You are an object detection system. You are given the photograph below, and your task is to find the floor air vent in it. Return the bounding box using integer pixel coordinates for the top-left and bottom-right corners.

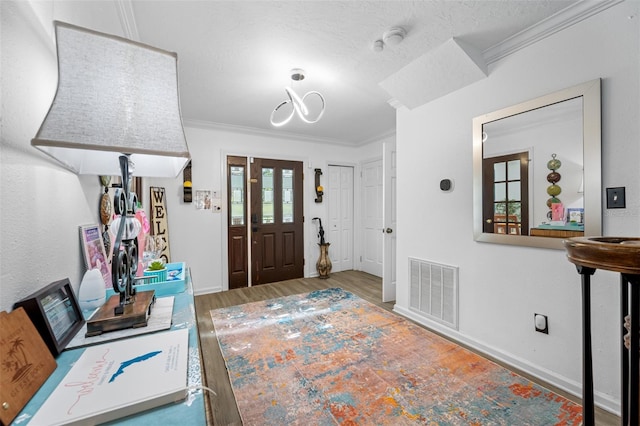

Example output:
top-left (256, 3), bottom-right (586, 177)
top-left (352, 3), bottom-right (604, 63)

top-left (409, 258), bottom-right (458, 330)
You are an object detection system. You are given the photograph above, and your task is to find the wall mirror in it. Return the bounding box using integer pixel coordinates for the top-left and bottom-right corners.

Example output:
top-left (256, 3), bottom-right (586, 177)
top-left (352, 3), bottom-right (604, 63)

top-left (473, 79), bottom-right (601, 249)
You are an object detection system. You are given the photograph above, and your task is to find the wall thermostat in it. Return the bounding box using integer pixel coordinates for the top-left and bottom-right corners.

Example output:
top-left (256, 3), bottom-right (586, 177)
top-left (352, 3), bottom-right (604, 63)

top-left (440, 179), bottom-right (453, 191)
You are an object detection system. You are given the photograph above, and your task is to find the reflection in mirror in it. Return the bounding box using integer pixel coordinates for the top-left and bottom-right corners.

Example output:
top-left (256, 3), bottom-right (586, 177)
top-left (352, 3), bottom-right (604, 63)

top-left (473, 79), bottom-right (601, 250)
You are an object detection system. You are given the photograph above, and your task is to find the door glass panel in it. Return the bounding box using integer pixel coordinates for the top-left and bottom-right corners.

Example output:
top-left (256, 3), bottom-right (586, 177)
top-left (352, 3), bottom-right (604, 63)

top-left (507, 160), bottom-right (520, 180)
top-left (230, 166), bottom-right (245, 225)
top-left (494, 162), bottom-right (506, 181)
top-left (510, 202), bottom-right (522, 222)
top-left (282, 169), bottom-right (294, 223)
top-left (494, 182), bottom-right (506, 201)
top-left (507, 182), bottom-right (521, 202)
top-left (262, 168), bottom-right (274, 224)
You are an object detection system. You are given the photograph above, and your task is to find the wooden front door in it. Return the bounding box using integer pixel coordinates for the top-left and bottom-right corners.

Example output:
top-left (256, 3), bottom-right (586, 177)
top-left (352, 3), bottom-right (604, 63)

top-left (250, 158), bottom-right (304, 285)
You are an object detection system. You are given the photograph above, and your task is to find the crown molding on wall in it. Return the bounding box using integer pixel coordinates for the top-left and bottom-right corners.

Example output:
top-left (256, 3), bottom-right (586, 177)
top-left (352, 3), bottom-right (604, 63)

top-left (183, 118), bottom-right (394, 148)
top-left (483, 0), bottom-right (624, 64)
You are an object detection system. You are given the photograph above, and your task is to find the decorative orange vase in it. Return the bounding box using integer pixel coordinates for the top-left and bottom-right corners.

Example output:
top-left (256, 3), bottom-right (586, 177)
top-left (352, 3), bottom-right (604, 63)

top-left (317, 243), bottom-right (332, 279)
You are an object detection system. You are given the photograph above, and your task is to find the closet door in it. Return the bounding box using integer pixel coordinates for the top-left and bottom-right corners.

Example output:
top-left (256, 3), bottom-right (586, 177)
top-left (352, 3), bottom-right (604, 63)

top-left (328, 165), bottom-right (354, 272)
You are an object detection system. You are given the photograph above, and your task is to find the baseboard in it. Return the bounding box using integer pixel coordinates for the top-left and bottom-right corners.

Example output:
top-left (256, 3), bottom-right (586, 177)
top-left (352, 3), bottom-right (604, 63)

top-left (194, 285), bottom-right (222, 296)
top-left (393, 305), bottom-right (620, 416)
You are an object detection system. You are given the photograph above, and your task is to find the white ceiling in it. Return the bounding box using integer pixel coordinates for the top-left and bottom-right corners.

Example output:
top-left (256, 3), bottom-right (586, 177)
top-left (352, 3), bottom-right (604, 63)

top-left (46, 0), bottom-right (589, 146)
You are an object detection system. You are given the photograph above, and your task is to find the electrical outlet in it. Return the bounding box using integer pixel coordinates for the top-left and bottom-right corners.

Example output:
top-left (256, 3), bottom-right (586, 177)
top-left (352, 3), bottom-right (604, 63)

top-left (606, 187), bottom-right (626, 209)
top-left (534, 313), bottom-right (548, 334)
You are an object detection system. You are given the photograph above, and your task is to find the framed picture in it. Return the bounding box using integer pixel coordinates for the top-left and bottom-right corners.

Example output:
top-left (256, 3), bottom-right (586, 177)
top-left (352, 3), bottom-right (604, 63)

top-left (567, 208), bottom-right (584, 224)
top-left (13, 278), bottom-right (85, 356)
top-left (80, 224), bottom-right (112, 289)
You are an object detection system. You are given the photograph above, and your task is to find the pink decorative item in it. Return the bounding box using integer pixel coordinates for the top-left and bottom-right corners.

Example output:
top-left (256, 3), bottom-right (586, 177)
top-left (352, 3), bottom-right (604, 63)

top-left (135, 210), bottom-right (150, 276)
top-left (551, 203), bottom-right (564, 222)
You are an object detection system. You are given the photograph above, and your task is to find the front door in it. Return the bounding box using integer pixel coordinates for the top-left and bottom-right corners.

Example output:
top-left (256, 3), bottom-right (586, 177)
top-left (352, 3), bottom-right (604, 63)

top-left (250, 158), bottom-right (304, 285)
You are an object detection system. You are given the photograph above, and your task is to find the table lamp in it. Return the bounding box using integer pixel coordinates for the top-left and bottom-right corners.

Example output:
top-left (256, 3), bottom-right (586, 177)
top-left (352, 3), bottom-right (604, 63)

top-left (31, 21), bottom-right (190, 333)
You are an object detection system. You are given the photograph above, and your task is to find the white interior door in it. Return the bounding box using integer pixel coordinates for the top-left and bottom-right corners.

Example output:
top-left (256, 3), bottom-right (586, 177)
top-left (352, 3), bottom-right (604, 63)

top-left (327, 165), bottom-right (354, 272)
top-left (361, 159), bottom-right (383, 277)
top-left (382, 142), bottom-right (397, 302)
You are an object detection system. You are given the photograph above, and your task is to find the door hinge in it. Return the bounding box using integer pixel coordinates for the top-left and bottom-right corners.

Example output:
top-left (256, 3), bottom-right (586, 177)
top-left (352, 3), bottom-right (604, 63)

top-left (303, 258), bottom-right (306, 266)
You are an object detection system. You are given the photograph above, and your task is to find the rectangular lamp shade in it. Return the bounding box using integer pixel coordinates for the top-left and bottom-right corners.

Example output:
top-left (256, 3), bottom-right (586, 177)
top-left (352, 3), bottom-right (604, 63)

top-left (32, 21), bottom-right (190, 178)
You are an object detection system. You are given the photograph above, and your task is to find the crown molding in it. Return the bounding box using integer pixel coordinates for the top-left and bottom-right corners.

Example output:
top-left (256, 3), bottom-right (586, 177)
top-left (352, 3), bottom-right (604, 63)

top-left (483, 0), bottom-right (624, 64)
top-left (183, 119), bottom-right (355, 146)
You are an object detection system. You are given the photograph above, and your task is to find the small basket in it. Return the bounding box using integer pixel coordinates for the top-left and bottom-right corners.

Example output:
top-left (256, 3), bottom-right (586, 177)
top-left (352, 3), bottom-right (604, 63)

top-left (143, 268), bottom-right (167, 283)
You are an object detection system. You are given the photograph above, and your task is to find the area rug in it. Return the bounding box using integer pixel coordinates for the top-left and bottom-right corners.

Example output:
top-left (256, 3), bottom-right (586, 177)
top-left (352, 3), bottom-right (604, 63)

top-left (210, 288), bottom-right (582, 425)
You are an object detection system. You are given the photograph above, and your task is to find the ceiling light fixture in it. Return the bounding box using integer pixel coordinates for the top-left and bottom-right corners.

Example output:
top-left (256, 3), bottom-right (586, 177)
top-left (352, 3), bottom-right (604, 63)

top-left (270, 68), bottom-right (325, 127)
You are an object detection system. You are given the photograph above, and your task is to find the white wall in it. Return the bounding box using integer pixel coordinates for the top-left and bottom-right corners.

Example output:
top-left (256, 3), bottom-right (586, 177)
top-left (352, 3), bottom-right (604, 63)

top-left (0, 1), bottom-right (103, 312)
top-left (144, 125), bottom-right (383, 294)
top-left (394, 1), bottom-right (639, 414)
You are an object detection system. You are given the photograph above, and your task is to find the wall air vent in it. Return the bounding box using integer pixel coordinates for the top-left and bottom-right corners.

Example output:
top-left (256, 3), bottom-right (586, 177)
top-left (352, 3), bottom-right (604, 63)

top-left (409, 258), bottom-right (458, 330)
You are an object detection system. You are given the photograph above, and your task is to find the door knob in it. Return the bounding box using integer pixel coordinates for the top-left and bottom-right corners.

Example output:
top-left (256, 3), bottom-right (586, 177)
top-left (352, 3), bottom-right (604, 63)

top-left (385, 228), bottom-right (393, 233)
top-left (486, 219), bottom-right (493, 224)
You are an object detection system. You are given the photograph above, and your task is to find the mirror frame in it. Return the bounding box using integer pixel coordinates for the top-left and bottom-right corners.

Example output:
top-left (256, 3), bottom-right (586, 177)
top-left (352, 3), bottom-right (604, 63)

top-left (473, 79), bottom-right (601, 249)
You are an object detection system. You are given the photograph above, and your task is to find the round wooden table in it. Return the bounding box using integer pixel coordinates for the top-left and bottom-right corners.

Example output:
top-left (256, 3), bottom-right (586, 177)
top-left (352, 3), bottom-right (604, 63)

top-left (563, 237), bottom-right (640, 426)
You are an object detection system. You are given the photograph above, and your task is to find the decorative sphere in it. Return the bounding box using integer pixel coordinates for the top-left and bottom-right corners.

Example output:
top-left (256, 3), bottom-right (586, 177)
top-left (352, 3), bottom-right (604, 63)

top-left (546, 171), bottom-right (561, 183)
top-left (546, 197), bottom-right (561, 208)
top-left (547, 154), bottom-right (562, 171)
top-left (547, 185), bottom-right (562, 196)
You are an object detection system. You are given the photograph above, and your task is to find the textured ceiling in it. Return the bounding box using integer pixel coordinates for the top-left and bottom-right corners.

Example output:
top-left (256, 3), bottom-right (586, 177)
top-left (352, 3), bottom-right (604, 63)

top-left (46, 0), bottom-right (586, 145)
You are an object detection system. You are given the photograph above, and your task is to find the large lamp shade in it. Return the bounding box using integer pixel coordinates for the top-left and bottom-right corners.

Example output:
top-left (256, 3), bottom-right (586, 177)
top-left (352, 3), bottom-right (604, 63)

top-left (32, 21), bottom-right (190, 178)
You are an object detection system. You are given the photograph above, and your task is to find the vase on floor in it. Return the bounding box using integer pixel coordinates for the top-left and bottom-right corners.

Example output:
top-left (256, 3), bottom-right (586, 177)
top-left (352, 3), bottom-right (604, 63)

top-left (317, 243), bottom-right (332, 279)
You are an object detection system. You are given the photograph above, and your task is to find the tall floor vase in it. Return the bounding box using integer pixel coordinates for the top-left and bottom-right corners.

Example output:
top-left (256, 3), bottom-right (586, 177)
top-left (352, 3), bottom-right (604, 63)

top-left (316, 243), bottom-right (332, 279)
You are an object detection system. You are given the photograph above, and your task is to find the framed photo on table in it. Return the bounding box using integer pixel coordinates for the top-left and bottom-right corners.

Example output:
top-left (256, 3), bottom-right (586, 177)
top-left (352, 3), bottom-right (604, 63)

top-left (80, 224), bottom-right (112, 289)
top-left (13, 278), bottom-right (85, 356)
top-left (567, 208), bottom-right (584, 224)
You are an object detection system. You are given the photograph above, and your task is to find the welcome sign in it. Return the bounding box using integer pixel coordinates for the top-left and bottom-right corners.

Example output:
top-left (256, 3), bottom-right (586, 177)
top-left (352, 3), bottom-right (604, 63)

top-left (150, 186), bottom-right (172, 263)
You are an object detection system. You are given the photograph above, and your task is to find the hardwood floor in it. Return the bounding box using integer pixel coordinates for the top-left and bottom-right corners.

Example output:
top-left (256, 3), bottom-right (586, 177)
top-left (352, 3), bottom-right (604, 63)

top-left (194, 270), bottom-right (619, 426)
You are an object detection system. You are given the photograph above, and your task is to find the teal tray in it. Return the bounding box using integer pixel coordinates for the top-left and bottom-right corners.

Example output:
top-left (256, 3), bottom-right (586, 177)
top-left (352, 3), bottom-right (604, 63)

top-left (107, 262), bottom-right (186, 298)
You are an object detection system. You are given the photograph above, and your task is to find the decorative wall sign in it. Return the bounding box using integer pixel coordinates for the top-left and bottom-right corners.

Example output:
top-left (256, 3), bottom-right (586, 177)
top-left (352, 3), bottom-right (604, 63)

top-left (195, 190), bottom-right (212, 210)
top-left (149, 187), bottom-right (171, 263)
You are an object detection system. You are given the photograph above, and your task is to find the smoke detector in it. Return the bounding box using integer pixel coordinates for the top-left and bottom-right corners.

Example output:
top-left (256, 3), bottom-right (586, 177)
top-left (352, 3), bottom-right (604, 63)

top-left (290, 68), bottom-right (305, 81)
top-left (383, 27), bottom-right (406, 46)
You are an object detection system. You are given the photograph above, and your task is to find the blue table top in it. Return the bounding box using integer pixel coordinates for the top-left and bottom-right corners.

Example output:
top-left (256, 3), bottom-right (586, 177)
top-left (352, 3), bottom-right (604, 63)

top-left (12, 272), bottom-right (207, 426)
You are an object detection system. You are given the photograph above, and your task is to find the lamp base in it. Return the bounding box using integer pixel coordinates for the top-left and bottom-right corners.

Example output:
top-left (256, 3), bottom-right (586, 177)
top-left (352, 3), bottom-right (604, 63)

top-left (85, 290), bottom-right (155, 337)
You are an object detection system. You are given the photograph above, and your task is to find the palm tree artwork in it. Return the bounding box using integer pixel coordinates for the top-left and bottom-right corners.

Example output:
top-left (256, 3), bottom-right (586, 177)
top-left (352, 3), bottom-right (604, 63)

top-left (2, 336), bottom-right (34, 383)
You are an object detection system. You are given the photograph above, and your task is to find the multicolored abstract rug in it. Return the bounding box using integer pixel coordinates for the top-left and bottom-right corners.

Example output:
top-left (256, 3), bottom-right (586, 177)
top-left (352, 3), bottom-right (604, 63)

top-left (210, 288), bottom-right (582, 425)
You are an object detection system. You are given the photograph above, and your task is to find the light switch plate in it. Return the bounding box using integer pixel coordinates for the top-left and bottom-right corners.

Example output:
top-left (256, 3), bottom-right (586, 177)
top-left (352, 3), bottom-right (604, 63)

top-left (606, 187), bottom-right (626, 209)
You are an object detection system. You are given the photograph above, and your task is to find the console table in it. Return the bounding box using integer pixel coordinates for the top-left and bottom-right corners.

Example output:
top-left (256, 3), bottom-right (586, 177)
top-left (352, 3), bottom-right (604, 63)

top-left (12, 270), bottom-right (206, 425)
top-left (563, 237), bottom-right (640, 426)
